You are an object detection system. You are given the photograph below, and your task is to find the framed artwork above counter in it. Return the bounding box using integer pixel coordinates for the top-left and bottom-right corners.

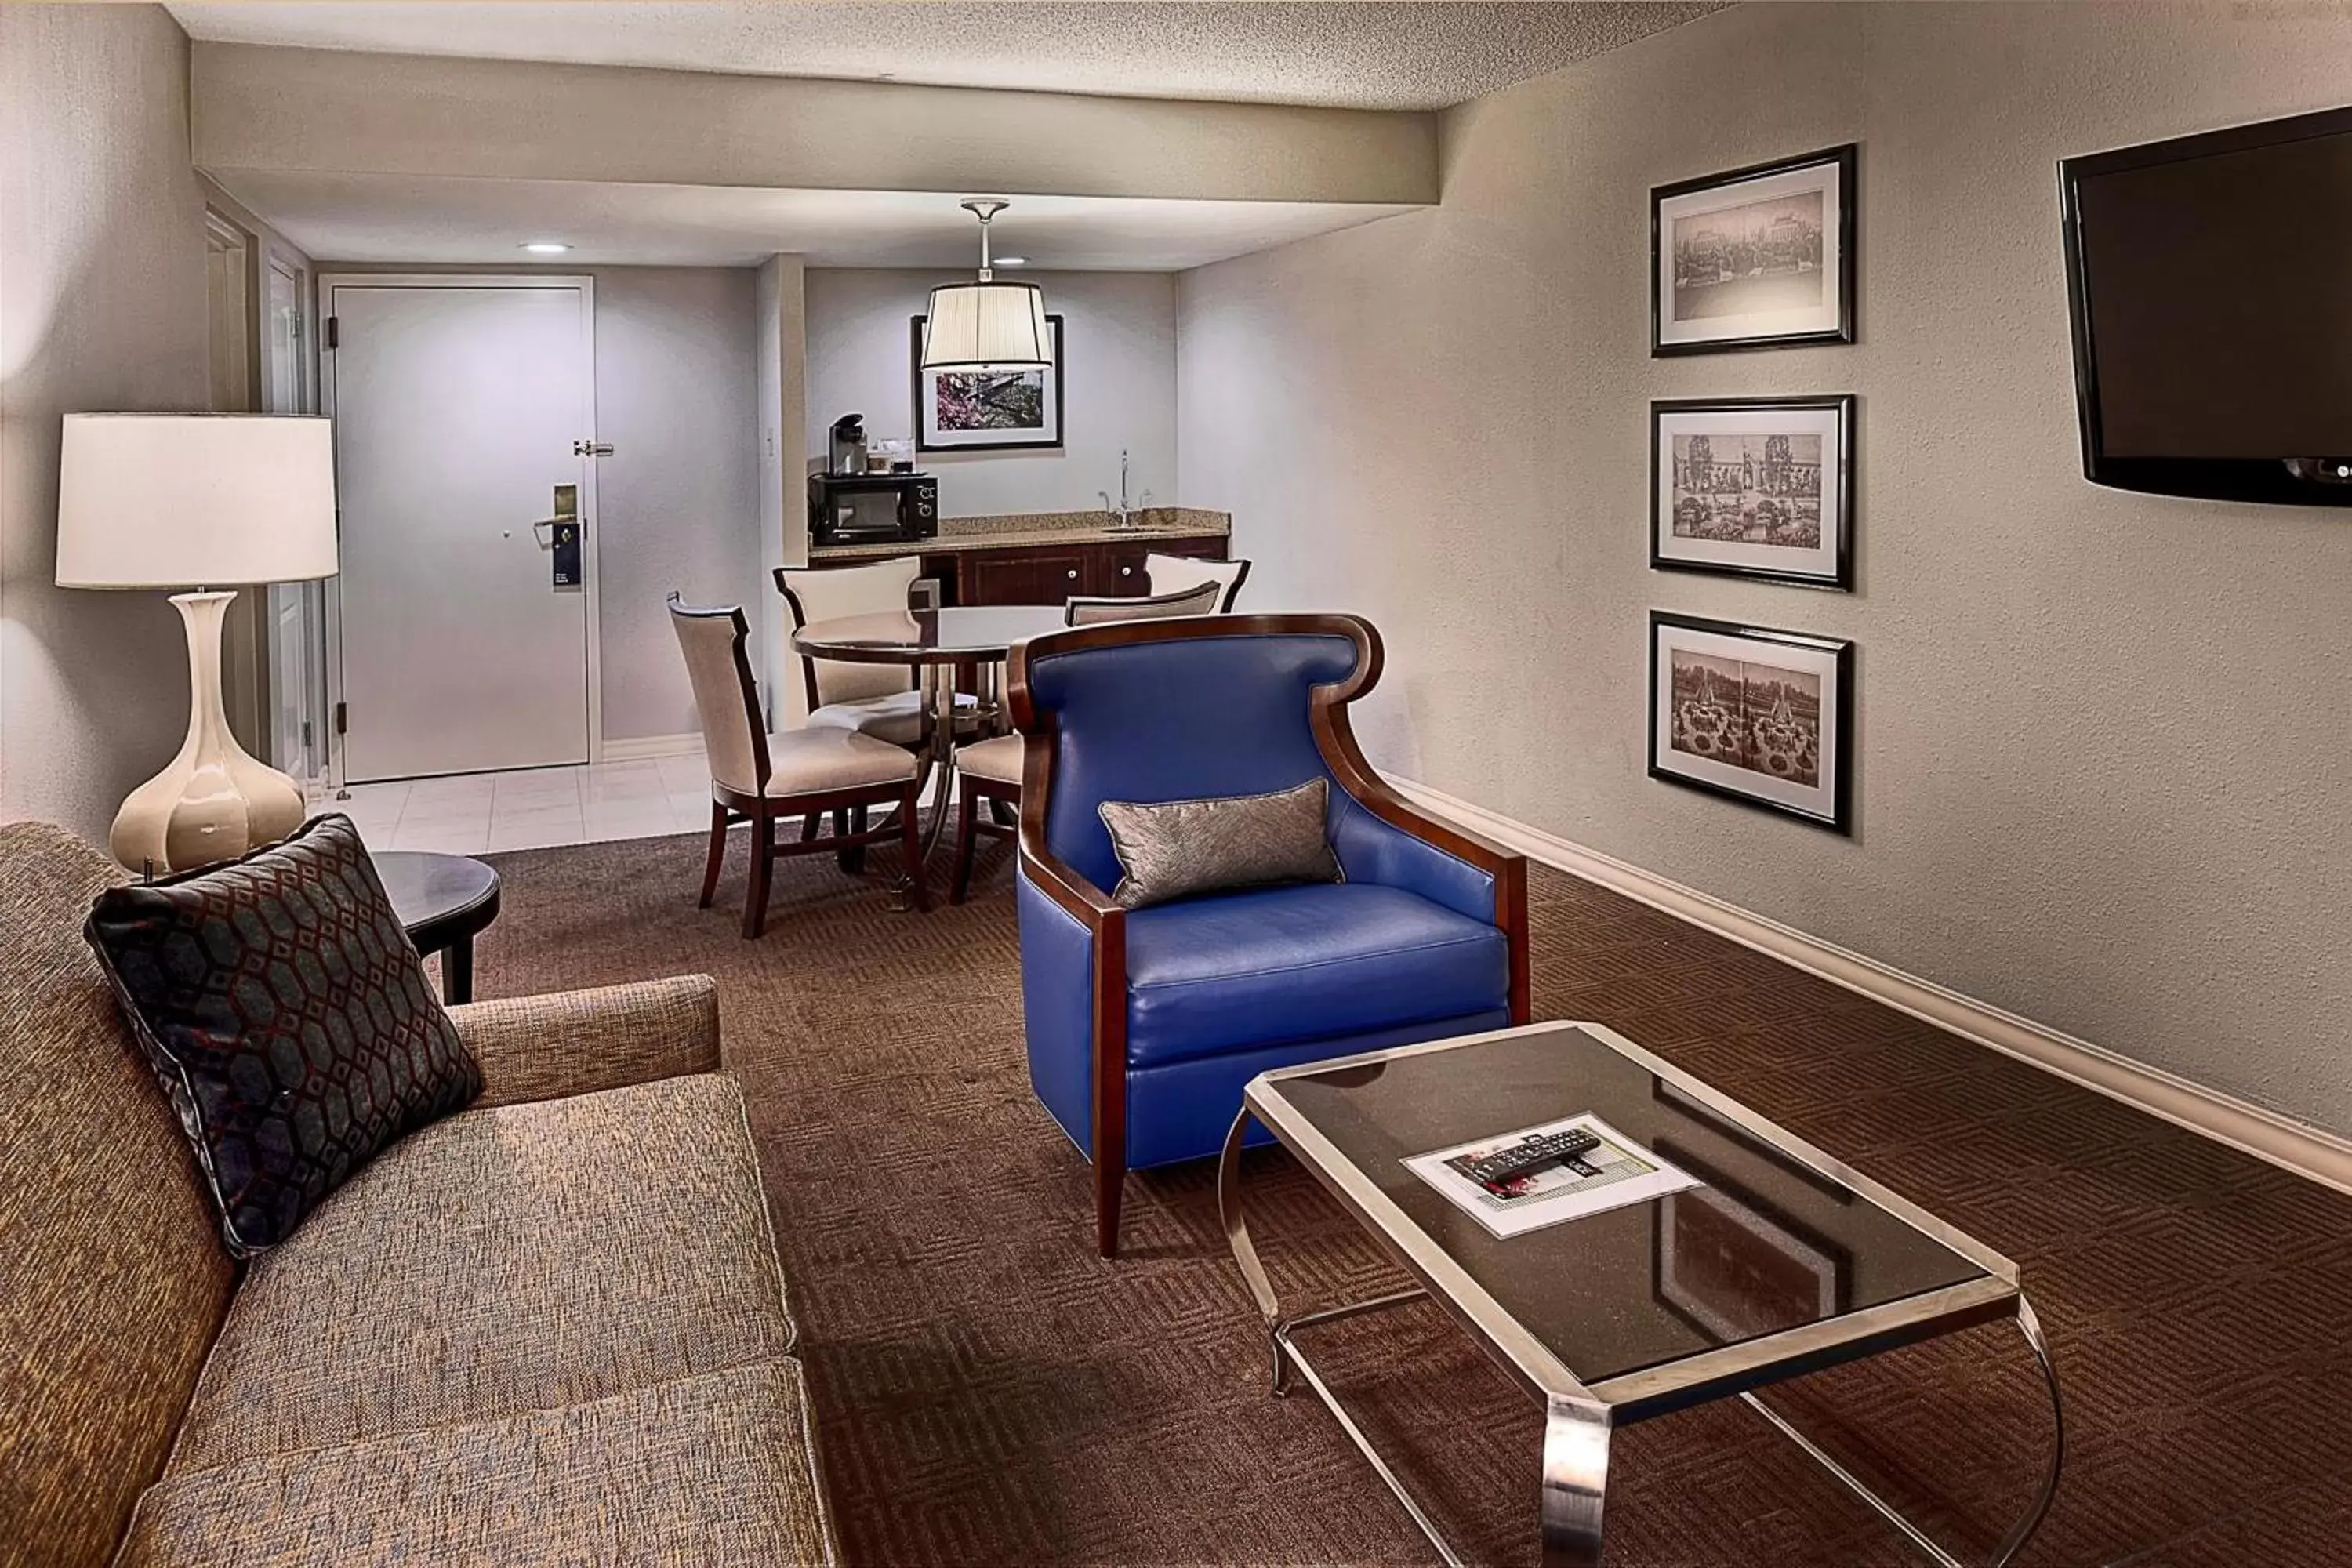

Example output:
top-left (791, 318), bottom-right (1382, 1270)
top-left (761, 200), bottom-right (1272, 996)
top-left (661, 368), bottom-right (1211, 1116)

top-left (912, 314), bottom-right (1065, 451)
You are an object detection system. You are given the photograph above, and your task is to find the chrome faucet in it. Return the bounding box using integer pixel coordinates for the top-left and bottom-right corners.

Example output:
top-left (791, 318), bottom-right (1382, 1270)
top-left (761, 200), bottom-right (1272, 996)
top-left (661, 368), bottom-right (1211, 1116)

top-left (1100, 449), bottom-right (1151, 532)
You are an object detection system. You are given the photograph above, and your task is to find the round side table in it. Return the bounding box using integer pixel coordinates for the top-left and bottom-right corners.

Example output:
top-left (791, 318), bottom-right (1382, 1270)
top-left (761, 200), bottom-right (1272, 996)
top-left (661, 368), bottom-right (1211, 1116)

top-left (372, 850), bottom-right (501, 1004)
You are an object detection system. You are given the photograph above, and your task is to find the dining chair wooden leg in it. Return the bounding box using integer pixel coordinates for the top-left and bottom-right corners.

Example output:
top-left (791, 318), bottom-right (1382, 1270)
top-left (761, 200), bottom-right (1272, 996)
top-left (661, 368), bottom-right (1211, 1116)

top-left (950, 790), bottom-right (980, 905)
top-left (837, 805), bottom-right (866, 874)
top-left (899, 784), bottom-right (931, 912)
top-left (800, 812), bottom-right (820, 843)
top-left (698, 800), bottom-right (728, 909)
top-left (742, 810), bottom-right (775, 939)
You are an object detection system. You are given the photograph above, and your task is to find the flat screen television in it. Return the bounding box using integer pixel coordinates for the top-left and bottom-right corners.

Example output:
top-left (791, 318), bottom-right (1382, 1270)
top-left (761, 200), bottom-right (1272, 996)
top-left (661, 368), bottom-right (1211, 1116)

top-left (2060, 105), bottom-right (2352, 506)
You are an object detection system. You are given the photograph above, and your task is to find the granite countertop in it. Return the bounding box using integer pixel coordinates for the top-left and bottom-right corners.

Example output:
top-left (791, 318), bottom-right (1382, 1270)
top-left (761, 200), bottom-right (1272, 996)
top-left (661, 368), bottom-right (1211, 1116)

top-left (811, 506), bottom-right (1229, 562)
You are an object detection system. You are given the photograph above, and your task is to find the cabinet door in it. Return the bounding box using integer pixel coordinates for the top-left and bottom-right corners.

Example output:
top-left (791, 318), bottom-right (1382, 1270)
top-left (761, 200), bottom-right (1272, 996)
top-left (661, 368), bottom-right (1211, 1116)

top-left (1096, 545), bottom-right (1149, 597)
top-left (1099, 537), bottom-right (1230, 597)
top-left (965, 546), bottom-right (1089, 606)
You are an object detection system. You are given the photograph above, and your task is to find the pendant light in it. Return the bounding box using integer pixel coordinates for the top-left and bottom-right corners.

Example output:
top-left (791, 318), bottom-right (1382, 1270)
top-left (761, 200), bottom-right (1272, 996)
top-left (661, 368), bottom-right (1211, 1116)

top-left (920, 198), bottom-right (1051, 371)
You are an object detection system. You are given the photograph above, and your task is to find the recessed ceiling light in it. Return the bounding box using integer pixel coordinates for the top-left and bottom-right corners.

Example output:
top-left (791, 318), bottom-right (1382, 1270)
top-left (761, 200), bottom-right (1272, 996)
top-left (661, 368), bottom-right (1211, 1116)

top-left (994, 256), bottom-right (1029, 267)
top-left (521, 241), bottom-right (572, 254)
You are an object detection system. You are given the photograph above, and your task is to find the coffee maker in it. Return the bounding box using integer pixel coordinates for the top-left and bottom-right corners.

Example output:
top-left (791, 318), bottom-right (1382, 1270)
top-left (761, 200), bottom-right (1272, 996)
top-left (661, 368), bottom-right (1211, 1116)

top-left (828, 414), bottom-right (868, 476)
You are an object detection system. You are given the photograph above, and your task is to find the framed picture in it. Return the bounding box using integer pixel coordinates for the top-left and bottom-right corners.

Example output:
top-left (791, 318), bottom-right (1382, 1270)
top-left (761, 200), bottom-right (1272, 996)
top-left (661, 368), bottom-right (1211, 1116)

top-left (1652, 143), bottom-right (1855, 355)
top-left (1652, 394), bottom-right (1853, 589)
top-left (911, 314), bottom-right (1064, 452)
top-left (1652, 1140), bottom-right (1852, 1346)
top-left (1649, 612), bottom-right (1852, 833)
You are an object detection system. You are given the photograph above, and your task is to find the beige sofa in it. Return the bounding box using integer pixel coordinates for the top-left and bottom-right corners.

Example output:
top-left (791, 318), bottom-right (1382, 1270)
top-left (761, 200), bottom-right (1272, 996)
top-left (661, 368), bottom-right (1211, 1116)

top-left (0, 822), bottom-right (840, 1567)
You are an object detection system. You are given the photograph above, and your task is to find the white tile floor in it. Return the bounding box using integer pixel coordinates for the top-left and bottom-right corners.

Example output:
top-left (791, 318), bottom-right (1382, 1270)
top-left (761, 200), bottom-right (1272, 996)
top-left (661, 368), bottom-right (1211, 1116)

top-left (322, 750), bottom-right (719, 855)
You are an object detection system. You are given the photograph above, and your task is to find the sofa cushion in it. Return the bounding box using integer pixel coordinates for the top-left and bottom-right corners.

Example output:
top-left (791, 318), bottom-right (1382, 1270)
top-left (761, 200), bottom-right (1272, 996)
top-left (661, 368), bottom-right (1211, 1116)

top-left (0, 822), bottom-right (237, 1568)
top-left (84, 814), bottom-right (482, 1258)
top-left (168, 1072), bottom-right (797, 1472)
top-left (121, 1359), bottom-right (838, 1567)
top-left (1122, 883), bottom-right (1511, 1069)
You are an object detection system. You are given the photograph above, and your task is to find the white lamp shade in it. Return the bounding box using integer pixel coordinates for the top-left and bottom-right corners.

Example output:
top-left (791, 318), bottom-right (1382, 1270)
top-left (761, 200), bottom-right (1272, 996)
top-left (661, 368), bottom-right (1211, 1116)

top-left (56, 413), bottom-right (339, 588)
top-left (920, 281), bottom-right (1052, 370)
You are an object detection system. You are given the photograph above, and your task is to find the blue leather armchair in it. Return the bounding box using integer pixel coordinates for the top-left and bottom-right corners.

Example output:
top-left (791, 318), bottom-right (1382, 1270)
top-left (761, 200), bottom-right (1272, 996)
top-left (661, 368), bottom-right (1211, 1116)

top-left (1007, 614), bottom-right (1530, 1256)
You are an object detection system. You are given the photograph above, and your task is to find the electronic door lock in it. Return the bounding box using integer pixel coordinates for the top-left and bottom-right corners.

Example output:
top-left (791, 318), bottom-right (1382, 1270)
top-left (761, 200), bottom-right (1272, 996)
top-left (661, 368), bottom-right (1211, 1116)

top-left (543, 483), bottom-right (583, 587)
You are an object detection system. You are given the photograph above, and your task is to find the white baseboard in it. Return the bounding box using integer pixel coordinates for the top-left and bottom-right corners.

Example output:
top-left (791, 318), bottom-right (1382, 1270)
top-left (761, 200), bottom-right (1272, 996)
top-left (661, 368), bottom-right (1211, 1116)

top-left (599, 733), bottom-right (702, 762)
top-left (1394, 778), bottom-right (2352, 1197)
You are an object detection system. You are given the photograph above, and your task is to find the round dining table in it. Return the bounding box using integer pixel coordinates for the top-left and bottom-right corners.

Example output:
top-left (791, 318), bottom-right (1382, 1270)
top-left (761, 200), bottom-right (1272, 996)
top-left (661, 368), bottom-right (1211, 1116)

top-left (789, 604), bottom-right (1067, 906)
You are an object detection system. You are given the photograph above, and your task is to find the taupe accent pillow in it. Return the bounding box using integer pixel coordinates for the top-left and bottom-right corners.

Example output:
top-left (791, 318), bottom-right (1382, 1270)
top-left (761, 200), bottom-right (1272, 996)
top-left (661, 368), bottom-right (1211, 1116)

top-left (1097, 779), bottom-right (1344, 910)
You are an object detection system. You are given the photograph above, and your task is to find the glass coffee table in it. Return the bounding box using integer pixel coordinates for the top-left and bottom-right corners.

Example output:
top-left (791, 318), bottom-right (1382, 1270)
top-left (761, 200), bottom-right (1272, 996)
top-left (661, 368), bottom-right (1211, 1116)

top-left (1218, 1021), bottom-right (2062, 1568)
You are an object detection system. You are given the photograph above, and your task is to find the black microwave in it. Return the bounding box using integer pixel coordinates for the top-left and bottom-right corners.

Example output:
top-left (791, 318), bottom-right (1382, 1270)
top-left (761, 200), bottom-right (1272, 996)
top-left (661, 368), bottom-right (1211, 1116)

top-left (809, 473), bottom-right (938, 547)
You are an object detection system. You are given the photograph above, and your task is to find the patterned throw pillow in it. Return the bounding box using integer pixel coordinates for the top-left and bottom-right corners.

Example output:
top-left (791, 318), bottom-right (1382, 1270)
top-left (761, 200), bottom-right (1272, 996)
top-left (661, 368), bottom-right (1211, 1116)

top-left (84, 815), bottom-right (481, 1258)
top-left (1096, 778), bottom-right (1345, 910)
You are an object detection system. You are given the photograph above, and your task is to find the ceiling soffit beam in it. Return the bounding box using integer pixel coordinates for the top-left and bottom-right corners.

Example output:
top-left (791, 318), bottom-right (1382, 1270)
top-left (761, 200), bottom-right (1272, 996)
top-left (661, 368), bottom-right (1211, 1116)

top-left (189, 42), bottom-right (1438, 208)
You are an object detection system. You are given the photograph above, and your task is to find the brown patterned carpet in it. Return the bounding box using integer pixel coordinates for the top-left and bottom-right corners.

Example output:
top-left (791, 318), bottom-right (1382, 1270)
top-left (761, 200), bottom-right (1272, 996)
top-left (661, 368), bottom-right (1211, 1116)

top-left (473, 830), bottom-right (2352, 1567)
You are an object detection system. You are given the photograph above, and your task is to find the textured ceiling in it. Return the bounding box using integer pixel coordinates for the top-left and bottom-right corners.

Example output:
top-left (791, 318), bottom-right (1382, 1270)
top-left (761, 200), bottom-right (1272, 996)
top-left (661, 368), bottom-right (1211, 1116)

top-left (166, 2), bottom-right (1728, 111)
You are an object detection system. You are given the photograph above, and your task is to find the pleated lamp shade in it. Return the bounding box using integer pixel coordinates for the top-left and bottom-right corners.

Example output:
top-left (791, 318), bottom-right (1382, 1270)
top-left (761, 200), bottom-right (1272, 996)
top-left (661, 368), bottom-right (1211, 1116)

top-left (920, 279), bottom-right (1052, 371)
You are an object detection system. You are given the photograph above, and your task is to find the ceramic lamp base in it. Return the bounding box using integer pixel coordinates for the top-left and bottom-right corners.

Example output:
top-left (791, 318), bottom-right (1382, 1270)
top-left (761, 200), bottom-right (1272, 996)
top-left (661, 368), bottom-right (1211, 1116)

top-left (111, 590), bottom-right (305, 876)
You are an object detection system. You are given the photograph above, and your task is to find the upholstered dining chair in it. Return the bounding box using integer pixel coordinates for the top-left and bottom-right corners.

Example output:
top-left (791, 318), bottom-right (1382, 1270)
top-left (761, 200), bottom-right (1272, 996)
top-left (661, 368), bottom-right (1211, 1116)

top-left (1144, 552), bottom-right (1251, 612)
top-left (774, 558), bottom-right (975, 746)
top-left (949, 581), bottom-right (1224, 903)
top-left (1008, 613), bottom-right (1530, 1255)
top-left (669, 596), bottom-right (928, 936)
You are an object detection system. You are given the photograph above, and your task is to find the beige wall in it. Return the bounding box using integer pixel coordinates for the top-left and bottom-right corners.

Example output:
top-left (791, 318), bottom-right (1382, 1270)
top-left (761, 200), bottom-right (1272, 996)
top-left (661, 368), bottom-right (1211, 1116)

top-left (1178, 2), bottom-right (2352, 1134)
top-left (807, 269), bottom-right (1178, 521)
top-left (1, 5), bottom-right (211, 839)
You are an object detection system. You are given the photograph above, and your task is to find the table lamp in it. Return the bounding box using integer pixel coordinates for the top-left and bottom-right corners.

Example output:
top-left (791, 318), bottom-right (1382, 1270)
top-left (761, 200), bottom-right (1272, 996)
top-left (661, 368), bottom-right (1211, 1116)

top-left (56, 413), bottom-right (339, 875)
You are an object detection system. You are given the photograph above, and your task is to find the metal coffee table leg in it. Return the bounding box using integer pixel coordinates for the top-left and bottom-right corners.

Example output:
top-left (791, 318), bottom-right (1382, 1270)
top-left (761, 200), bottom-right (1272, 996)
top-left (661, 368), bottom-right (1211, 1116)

top-left (1219, 1109), bottom-right (1465, 1564)
top-left (1540, 1394), bottom-right (1613, 1568)
top-left (1735, 1294), bottom-right (2062, 1568)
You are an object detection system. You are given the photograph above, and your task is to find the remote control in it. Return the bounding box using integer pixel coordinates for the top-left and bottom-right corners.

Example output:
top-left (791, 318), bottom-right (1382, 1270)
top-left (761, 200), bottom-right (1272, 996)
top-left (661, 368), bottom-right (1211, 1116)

top-left (1457, 1130), bottom-right (1602, 1192)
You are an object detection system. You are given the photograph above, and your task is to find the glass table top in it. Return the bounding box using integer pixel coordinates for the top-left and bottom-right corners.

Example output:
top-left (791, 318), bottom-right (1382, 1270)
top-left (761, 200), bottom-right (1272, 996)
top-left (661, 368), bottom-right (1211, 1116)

top-left (1252, 1023), bottom-right (1998, 1393)
top-left (790, 605), bottom-right (1069, 662)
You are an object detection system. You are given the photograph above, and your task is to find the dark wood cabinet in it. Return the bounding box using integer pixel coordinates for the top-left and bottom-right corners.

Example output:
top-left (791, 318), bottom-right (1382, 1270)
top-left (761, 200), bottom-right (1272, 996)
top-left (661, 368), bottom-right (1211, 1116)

top-left (1101, 550), bottom-right (1149, 595)
top-left (964, 546), bottom-right (1092, 606)
top-left (941, 534), bottom-right (1228, 606)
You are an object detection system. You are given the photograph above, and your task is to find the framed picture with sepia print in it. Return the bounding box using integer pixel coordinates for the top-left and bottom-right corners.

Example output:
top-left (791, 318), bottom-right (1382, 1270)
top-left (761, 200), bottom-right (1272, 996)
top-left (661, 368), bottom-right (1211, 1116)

top-left (1650, 612), bottom-right (1852, 833)
top-left (912, 314), bottom-right (1065, 452)
top-left (1653, 394), bottom-right (1853, 589)
top-left (1653, 143), bottom-right (1855, 355)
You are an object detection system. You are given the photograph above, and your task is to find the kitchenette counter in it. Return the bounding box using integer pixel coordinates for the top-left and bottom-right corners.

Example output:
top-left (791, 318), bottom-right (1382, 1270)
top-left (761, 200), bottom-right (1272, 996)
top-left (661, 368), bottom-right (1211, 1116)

top-left (810, 506), bottom-right (1230, 562)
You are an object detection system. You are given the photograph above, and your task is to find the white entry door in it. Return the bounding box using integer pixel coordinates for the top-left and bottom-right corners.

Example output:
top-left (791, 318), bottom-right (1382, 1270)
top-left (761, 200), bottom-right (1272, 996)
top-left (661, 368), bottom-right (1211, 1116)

top-left (328, 279), bottom-right (597, 782)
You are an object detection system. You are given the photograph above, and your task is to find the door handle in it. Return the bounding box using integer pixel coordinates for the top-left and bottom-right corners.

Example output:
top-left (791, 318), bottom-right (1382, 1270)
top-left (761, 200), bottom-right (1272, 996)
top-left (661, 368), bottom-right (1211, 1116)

top-left (531, 483), bottom-right (580, 533)
top-left (1066, 568), bottom-right (1079, 580)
